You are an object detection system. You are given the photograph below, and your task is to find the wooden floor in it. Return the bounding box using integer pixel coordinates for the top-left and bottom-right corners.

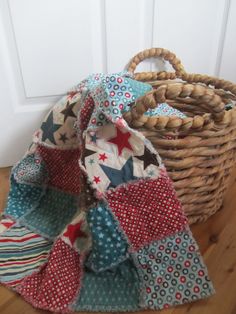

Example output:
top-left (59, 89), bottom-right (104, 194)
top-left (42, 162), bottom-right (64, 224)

top-left (0, 167), bottom-right (236, 314)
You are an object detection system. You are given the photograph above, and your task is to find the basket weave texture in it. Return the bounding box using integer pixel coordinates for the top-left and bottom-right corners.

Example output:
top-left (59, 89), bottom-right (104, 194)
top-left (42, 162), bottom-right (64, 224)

top-left (124, 48), bottom-right (236, 224)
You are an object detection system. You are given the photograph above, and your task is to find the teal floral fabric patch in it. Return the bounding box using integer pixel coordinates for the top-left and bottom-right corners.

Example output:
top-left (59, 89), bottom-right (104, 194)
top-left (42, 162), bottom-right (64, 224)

top-left (19, 188), bottom-right (78, 239)
top-left (76, 72), bottom-right (185, 128)
top-left (13, 153), bottom-right (48, 185)
top-left (85, 202), bottom-right (129, 272)
top-left (145, 102), bottom-right (187, 118)
top-left (87, 74), bottom-right (152, 128)
top-left (132, 228), bottom-right (214, 310)
top-left (127, 78), bottom-right (152, 101)
top-left (72, 259), bottom-right (140, 312)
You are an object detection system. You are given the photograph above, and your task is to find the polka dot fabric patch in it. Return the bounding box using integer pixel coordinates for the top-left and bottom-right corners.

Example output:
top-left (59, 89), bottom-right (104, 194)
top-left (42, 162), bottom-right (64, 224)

top-left (132, 228), bottom-right (214, 310)
top-left (37, 145), bottom-right (81, 194)
top-left (20, 188), bottom-right (78, 239)
top-left (4, 176), bottom-right (44, 219)
top-left (13, 153), bottom-right (48, 185)
top-left (145, 102), bottom-right (187, 118)
top-left (79, 94), bottom-right (95, 131)
top-left (85, 202), bottom-right (129, 272)
top-left (88, 74), bottom-right (152, 129)
top-left (17, 239), bottom-right (82, 312)
top-left (105, 172), bottom-right (188, 250)
top-left (71, 259), bottom-right (140, 312)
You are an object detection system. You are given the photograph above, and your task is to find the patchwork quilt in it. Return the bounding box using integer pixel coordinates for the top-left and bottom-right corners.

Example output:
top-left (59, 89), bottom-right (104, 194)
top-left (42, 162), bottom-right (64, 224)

top-left (0, 72), bottom-right (214, 312)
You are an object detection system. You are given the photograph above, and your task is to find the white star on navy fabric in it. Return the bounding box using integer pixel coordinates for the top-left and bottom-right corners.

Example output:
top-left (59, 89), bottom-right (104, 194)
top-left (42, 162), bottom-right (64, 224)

top-left (100, 157), bottom-right (138, 188)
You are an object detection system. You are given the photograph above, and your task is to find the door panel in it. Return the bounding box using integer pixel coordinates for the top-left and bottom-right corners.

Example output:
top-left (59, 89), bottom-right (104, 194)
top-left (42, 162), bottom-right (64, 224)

top-left (0, 0), bottom-right (235, 166)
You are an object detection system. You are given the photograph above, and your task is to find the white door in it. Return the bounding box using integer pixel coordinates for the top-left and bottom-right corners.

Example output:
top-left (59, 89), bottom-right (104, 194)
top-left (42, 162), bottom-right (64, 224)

top-left (0, 0), bottom-right (235, 167)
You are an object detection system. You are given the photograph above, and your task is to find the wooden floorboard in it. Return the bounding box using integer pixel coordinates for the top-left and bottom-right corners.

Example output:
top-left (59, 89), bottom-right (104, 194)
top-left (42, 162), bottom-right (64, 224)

top-left (0, 167), bottom-right (236, 314)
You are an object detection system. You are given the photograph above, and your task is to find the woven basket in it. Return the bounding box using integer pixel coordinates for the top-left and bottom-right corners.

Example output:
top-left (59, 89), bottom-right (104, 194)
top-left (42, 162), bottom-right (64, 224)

top-left (124, 48), bottom-right (236, 224)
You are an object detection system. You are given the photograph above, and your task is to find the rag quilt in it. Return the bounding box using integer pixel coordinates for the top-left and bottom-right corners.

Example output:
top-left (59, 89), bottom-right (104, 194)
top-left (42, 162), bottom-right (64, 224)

top-left (0, 72), bottom-right (214, 312)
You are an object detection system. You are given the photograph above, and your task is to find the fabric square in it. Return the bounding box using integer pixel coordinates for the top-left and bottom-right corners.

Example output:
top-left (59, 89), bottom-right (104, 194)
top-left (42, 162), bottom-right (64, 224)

top-left (83, 123), bottom-right (161, 193)
top-left (17, 239), bottom-right (82, 312)
top-left (132, 228), bottom-right (214, 310)
top-left (71, 259), bottom-right (140, 312)
top-left (105, 173), bottom-right (187, 250)
top-left (61, 211), bottom-right (92, 253)
top-left (4, 176), bottom-right (44, 219)
top-left (88, 73), bottom-right (151, 129)
top-left (0, 224), bottom-right (52, 288)
top-left (38, 93), bottom-right (82, 147)
top-left (85, 202), bottom-right (129, 272)
top-left (37, 145), bottom-right (82, 194)
top-left (20, 188), bottom-right (78, 239)
top-left (13, 153), bottom-right (48, 185)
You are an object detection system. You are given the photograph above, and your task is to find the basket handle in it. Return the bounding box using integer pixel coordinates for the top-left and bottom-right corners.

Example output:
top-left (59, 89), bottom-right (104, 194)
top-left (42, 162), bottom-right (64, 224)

top-left (180, 72), bottom-right (236, 98)
top-left (123, 82), bottom-right (226, 131)
top-left (127, 48), bottom-right (186, 81)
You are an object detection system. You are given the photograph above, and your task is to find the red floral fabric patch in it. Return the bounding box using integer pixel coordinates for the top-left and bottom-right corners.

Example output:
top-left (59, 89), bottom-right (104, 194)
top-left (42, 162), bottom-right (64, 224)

top-left (37, 145), bottom-right (81, 194)
top-left (105, 173), bottom-right (188, 250)
top-left (17, 238), bottom-right (82, 312)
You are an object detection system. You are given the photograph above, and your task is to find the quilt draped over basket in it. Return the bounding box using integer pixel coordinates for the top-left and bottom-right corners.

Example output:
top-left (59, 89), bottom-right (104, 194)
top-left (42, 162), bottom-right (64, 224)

top-left (0, 72), bottom-right (214, 312)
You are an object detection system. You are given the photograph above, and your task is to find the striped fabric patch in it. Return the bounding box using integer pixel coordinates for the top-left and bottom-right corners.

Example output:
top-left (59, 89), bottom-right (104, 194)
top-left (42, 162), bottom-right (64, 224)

top-left (0, 224), bottom-right (52, 288)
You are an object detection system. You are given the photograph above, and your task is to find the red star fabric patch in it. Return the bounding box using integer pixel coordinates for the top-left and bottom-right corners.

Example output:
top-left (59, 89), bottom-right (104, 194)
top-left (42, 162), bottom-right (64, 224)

top-left (17, 239), bottom-right (83, 312)
top-left (0, 218), bottom-right (15, 234)
top-left (99, 153), bottom-right (108, 162)
top-left (1, 219), bottom-right (15, 229)
top-left (67, 91), bottom-right (79, 100)
top-left (63, 222), bottom-right (88, 246)
top-left (108, 127), bottom-right (133, 156)
top-left (93, 176), bottom-right (101, 184)
top-left (105, 172), bottom-right (188, 250)
top-left (37, 145), bottom-right (82, 194)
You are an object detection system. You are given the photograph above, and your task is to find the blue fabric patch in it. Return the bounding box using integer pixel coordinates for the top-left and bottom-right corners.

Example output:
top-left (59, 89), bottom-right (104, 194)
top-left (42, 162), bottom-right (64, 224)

top-left (4, 176), bottom-right (44, 219)
top-left (13, 153), bottom-right (48, 185)
top-left (145, 103), bottom-right (186, 118)
top-left (87, 74), bottom-right (152, 128)
top-left (100, 157), bottom-right (138, 189)
top-left (19, 188), bottom-right (78, 239)
top-left (85, 202), bottom-right (129, 272)
top-left (72, 259), bottom-right (140, 312)
top-left (127, 78), bottom-right (152, 102)
top-left (132, 228), bottom-right (214, 309)
top-left (76, 73), bottom-right (186, 128)
top-left (76, 71), bottom-right (131, 91)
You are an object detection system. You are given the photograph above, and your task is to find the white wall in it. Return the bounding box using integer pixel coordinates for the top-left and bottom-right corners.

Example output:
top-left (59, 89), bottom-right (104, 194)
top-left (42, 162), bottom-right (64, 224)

top-left (0, 0), bottom-right (235, 166)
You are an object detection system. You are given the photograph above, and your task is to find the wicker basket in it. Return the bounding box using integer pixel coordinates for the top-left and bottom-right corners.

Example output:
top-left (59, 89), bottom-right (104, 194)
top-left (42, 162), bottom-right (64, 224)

top-left (124, 48), bottom-right (236, 224)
